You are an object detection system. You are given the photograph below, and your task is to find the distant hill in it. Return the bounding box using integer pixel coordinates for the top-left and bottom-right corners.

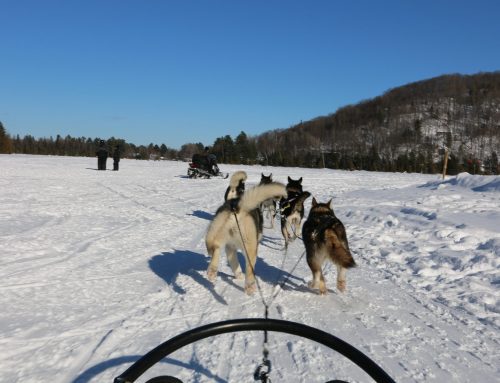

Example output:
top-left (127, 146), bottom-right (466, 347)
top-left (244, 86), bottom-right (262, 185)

top-left (253, 72), bottom-right (500, 174)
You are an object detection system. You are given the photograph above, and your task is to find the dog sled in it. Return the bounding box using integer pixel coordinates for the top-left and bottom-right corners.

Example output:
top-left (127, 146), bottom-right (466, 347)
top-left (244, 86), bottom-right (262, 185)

top-left (187, 153), bottom-right (228, 179)
top-left (113, 318), bottom-right (395, 383)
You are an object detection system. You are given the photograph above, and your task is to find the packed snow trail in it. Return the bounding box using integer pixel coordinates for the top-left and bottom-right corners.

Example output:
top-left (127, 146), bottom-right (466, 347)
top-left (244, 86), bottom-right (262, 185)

top-left (0, 155), bottom-right (498, 382)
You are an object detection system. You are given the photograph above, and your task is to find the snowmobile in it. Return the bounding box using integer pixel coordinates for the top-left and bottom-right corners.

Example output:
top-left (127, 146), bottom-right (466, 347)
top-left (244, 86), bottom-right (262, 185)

top-left (187, 153), bottom-right (228, 179)
top-left (113, 318), bottom-right (396, 383)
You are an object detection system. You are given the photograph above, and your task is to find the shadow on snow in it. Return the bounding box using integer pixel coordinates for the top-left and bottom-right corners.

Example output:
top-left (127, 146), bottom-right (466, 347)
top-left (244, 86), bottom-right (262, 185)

top-left (71, 355), bottom-right (226, 383)
top-left (187, 209), bottom-right (214, 221)
top-left (149, 250), bottom-right (228, 305)
top-left (149, 247), bottom-right (306, 304)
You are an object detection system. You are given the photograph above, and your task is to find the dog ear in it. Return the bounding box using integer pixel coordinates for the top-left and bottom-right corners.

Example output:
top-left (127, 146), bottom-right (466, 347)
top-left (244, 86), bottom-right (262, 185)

top-left (298, 177), bottom-right (303, 183)
top-left (327, 198), bottom-right (333, 208)
top-left (312, 197), bottom-right (318, 207)
top-left (288, 176), bottom-right (292, 182)
top-left (269, 173), bottom-right (272, 178)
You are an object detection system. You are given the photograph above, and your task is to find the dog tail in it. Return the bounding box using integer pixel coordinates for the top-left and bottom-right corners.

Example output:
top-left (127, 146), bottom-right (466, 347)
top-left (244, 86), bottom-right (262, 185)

top-left (239, 182), bottom-right (287, 212)
top-left (229, 171), bottom-right (247, 187)
top-left (325, 224), bottom-right (356, 268)
top-left (296, 191), bottom-right (312, 205)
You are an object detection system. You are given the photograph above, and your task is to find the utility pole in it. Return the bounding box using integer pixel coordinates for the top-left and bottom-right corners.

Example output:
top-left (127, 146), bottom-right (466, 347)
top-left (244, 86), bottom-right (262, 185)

top-left (442, 148), bottom-right (449, 179)
top-left (437, 130), bottom-right (452, 179)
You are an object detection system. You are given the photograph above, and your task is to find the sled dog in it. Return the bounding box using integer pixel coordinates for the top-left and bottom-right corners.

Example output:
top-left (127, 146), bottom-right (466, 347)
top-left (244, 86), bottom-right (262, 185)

top-left (224, 171), bottom-right (247, 201)
top-left (259, 173), bottom-right (278, 228)
top-left (302, 197), bottom-right (356, 294)
top-left (280, 177), bottom-right (311, 247)
top-left (206, 182), bottom-right (287, 294)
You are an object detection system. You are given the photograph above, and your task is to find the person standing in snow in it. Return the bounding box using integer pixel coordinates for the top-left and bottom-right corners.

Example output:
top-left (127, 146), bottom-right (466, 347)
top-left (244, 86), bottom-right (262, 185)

top-left (112, 145), bottom-right (121, 171)
top-left (96, 140), bottom-right (108, 170)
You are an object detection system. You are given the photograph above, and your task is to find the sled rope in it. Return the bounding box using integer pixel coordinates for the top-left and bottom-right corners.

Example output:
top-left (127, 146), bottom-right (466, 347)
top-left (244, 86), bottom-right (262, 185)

top-left (231, 210), bottom-right (306, 308)
top-left (232, 209), bottom-right (306, 383)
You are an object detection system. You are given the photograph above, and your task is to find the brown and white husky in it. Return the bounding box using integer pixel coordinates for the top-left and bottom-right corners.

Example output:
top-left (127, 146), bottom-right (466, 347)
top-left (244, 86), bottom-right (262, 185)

top-left (206, 182), bottom-right (287, 294)
top-left (302, 197), bottom-right (356, 294)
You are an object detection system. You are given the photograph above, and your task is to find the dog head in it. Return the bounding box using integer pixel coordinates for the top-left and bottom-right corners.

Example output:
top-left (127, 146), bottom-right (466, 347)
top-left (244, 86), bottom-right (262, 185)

top-left (286, 176), bottom-right (303, 196)
top-left (260, 173), bottom-right (273, 184)
top-left (310, 197), bottom-right (334, 215)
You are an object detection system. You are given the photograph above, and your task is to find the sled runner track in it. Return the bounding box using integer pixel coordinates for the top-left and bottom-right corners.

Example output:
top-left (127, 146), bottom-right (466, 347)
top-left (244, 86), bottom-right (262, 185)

top-left (0, 219), bottom-right (145, 280)
top-left (0, 271), bottom-right (152, 291)
top-left (98, 182), bottom-right (182, 217)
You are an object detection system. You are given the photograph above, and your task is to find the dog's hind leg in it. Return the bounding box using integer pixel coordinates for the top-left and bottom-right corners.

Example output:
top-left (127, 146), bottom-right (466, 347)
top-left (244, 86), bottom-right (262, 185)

top-left (269, 203), bottom-right (276, 229)
top-left (206, 244), bottom-right (221, 282)
top-left (264, 203), bottom-right (276, 229)
top-left (243, 243), bottom-right (258, 295)
top-left (289, 212), bottom-right (302, 240)
top-left (336, 265), bottom-right (347, 292)
top-left (281, 219), bottom-right (291, 248)
top-left (225, 244), bottom-right (243, 279)
top-left (307, 255), bottom-right (327, 295)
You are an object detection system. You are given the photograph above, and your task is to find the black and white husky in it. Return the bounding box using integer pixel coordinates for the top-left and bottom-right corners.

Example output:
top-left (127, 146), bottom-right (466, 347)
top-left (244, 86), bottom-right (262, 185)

top-left (279, 177), bottom-right (311, 247)
top-left (302, 197), bottom-right (356, 295)
top-left (206, 182), bottom-right (287, 294)
top-left (259, 173), bottom-right (277, 228)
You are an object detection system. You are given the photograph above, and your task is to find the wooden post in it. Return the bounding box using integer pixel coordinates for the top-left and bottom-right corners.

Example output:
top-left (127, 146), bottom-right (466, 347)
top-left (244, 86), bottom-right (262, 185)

top-left (442, 148), bottom-right (449, 179)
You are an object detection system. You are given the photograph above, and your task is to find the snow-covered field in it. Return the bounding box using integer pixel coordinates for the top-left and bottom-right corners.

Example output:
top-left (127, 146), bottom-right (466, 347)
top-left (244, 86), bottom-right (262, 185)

top-left (0, 154), bottom-right (499, 383)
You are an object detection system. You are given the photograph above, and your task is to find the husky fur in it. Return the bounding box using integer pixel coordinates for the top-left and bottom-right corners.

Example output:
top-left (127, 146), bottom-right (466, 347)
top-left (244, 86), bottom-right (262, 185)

top-left (206, 182), bottom-right (287, 294)
top-left (279, 177), bottom-right (311, 247)
top-left (302, 197), bottom-right (356, 294)
top-left (224, 171), bottom-right (247, 201)
top-left (259, 173), bottom-right (277, 228)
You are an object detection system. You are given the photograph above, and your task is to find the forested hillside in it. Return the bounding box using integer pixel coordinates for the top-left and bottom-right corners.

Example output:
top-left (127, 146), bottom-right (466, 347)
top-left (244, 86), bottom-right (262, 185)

top-left (249, 72), bottom-right (500, 174)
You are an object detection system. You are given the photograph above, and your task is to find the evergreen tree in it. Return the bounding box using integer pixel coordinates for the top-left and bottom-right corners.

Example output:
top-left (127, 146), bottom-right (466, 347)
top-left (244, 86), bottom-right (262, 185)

top-left (235, 131), bottom-right (250, 164)
top-left (0, 121), bottom-right (13, 153)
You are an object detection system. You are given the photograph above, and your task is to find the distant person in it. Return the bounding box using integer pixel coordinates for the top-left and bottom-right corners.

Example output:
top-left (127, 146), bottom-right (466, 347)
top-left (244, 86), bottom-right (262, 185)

top-left (112, 145), bottom-right (121, 171)
top-left (205, 146), bottom-right (218, 175)
top-left (96, 140), bottom-right (108, 170)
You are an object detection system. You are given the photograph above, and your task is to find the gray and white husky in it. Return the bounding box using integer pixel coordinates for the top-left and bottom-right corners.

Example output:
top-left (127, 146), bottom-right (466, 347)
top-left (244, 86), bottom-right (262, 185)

top-left (206, 181), bottom-right (287, 294)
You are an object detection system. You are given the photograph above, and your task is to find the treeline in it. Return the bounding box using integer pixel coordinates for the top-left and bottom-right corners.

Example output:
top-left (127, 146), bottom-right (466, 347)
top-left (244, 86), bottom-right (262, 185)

top-left (1, 72), bottom-right (499, 175)
top-left (0, 124), bottom-right (178, 160)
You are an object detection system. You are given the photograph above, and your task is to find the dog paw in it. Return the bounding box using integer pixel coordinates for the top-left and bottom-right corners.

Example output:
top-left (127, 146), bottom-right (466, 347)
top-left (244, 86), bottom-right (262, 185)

top-left (319, 288), bottom-right (328, 295)
top-left (245, 281), bottom-right (257, 295)
top-left (234, 271), bottom-right (244, 280)
top-left (337, 280), bottom-right (346, 292)
top-left (308, 281), bottom-right (318, 289)
top-left (207, 268), bottom-right (218, 282)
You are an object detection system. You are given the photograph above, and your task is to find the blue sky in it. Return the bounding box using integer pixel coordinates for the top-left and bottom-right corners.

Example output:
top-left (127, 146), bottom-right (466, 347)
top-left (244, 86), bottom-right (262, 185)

top-left (1, 0), bottom-right (499, 149)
